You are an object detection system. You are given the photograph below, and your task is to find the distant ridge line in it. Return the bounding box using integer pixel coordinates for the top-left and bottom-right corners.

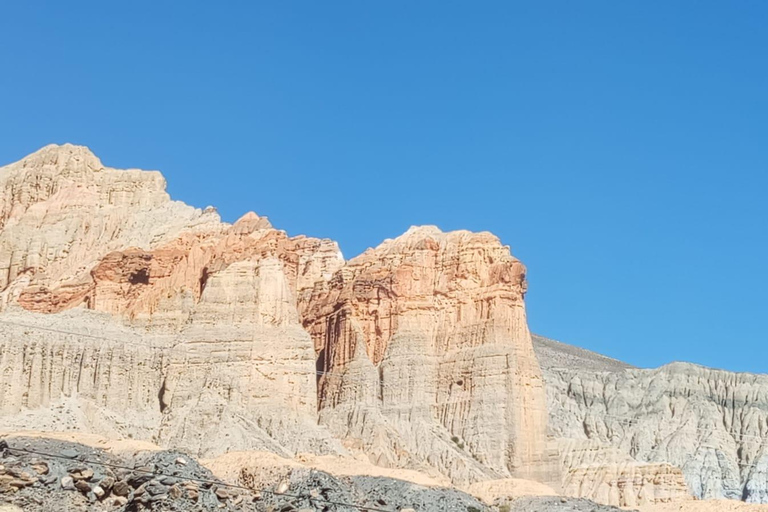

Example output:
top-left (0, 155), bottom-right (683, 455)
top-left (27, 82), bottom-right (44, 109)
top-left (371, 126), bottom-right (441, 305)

top-left (531, 333), bottom-right (636, 373)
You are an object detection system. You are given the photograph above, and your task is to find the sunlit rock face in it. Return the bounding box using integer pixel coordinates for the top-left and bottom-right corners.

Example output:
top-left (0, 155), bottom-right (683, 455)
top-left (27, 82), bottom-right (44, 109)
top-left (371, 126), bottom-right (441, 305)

top-left (0, 144), bottom-right (344, 459)
top-left (534, 335), bottom-right (768, 505)
top-left (0, 145), bottom-right (559, 489)
top-left (7, 144), bottom-right (766, 507)
top-left (0, 144), bottom-right (219, 308)
top-left (299, 226), bottom-right (560, 486)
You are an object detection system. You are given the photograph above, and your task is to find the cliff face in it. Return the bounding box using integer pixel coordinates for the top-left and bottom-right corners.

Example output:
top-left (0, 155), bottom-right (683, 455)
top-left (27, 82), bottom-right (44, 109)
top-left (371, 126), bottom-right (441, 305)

top-left (0, 144), bottom-right (556, 490)
top-left (534, 336), bottom-right (768, 505)
top-left (0, 144), bottom-right (219, 308)
top-left (299, 226), bottom-right (558, 486)
top-left (0, 144), bottom-right (344, 460)
top-left (1, 144), bottom-right (766, 508)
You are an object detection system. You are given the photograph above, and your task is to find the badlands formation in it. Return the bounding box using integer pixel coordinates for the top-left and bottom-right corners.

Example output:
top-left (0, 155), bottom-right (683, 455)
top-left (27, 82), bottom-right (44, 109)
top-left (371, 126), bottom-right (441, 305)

top-left (0, 144), bottom-right (766, 510)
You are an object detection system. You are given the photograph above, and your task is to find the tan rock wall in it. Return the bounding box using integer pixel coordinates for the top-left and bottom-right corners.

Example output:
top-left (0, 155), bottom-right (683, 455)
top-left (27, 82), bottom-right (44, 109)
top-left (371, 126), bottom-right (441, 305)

top-left (559, 440), bottom-right (691, 507)
top-left (0, 144), bottom-right (217, 303)
top-left (300, 226), bottom-right (558, 486)
top-left (543, 363), bottom-right (768, 504)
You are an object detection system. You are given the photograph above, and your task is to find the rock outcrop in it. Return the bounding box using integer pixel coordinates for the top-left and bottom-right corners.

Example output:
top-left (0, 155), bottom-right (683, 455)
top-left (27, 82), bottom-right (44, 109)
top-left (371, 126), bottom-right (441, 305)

top-left (0, 144), bottom-right (219, 309)
top-left (300, 226), bottom-right (559, 486)
top-left (2, 144), bottom-right (767, 509)
top-left (0, 144), bottom-right (343, 461)
top-left (0, 144), bottom-right (558, 492)
top-left (534, 336), bottom-right (768, 505)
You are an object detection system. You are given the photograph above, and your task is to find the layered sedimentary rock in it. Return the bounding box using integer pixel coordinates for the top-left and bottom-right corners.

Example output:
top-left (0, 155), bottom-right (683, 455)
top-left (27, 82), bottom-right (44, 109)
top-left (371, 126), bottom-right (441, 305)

top-left (534, 336), bottom-right (768, 505)
top-left (0, 144), bottom-right (343, 460)
top-left (0, 310), bottom-right (167, 440)
top-left (4, 144), bottom-right (767, 509)
top-left (300, 226), bottom-right (559, 486)
top-left (559, 439), bottom-right (691, 507)
top-left (0, 144), bottom-right (220, 308)
top-left (0, 144), bottom-right (558, 490)
top-left (155, 257), bottom-right (342, 457)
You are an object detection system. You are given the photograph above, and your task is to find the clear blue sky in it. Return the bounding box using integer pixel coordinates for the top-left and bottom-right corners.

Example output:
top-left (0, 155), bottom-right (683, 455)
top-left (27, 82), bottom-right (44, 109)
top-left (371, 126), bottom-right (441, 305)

top-left (1, 2), bottom-right (766, 373)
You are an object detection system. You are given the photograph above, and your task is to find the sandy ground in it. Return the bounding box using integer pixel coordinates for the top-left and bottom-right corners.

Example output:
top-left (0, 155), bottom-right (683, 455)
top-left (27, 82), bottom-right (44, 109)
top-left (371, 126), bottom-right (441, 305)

top-left (635, 502), bottom-right (768, 512)
top-left (0, 430), bottom-right (160, 454)
top-left (202, 450), bottom-right (450, 488)
top-left (467, 478), bottom-right (559, 503)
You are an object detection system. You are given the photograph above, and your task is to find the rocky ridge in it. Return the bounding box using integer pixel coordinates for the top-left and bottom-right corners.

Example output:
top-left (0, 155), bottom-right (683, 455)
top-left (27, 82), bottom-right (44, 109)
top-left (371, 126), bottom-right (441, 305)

top-left (0, 145), bottom-right (556, 496)
top-left (0, 144), bottom-right (766, 510)
top-left (535, 336), bottom-right (768, 506)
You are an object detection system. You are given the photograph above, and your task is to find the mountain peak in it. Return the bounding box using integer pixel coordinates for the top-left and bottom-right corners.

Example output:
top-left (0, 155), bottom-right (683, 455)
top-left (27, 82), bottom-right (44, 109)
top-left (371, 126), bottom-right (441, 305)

top-left (11, 143), bottom-right (103, 174)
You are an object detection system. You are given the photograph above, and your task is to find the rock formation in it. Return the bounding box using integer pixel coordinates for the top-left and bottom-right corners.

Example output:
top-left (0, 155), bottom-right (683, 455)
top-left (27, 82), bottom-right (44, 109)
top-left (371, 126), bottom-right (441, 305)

top-left (0, 144), bottom-right (219, 309)
top-left (0, 144), bottom-right (343, 460)
top-left (300, 226), bottom-right (559, 486)
top-left (534, 335), bottom-right (768, 505)
top-left (0, 144), bottom-right (557, 490)
top-left (1, 144), bottom-right (766, 509)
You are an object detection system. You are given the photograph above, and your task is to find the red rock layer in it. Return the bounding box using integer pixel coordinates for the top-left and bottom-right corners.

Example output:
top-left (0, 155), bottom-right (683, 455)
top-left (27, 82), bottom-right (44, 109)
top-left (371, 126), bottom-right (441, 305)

top-left (18, 214), bottom-right (342, 322)
top-left (299, 226), bottom-right (558, 485)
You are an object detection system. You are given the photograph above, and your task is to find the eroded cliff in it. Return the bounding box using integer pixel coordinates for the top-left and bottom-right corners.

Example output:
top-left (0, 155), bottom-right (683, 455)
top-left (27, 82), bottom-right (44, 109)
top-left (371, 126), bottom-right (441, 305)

top-left (299, 226), bottom-right (559, 486)
top-left (0, 144), bottom-right (344, 460)
top-left (534, 335), bottom-right (768, 505)
top-left (1, 144), bottom-right (766, 509)
top-left (0, 144), bottom-right (557, 492)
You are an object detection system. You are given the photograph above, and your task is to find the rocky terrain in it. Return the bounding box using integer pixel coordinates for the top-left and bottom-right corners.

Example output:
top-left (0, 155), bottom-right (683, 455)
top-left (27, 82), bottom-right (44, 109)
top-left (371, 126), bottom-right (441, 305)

top-left (0, 436), bottom-right (493, 511)
top-left (300, 226), bottom-right (558, 486)
top-left (534, 336), bottom-right (768, 506)
top-left (0, 144), bottom-right (766, 511)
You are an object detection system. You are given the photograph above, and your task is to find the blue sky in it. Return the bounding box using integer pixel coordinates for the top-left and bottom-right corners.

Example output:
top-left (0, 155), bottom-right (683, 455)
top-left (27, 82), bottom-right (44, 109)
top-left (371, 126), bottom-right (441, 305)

top-left (1, 2), bottom-right (766, 372)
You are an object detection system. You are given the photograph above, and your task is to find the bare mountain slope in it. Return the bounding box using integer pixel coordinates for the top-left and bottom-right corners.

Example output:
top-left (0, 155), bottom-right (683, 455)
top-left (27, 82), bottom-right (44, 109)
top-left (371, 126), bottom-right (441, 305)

top-left (534, 334), bottom-right (768, 506)
top-left (0, 144), bottom-right (766, 510)
top-left (0, 144), bottom-right (557, 495)
top-left (531, 334), bottom-right (635, 373)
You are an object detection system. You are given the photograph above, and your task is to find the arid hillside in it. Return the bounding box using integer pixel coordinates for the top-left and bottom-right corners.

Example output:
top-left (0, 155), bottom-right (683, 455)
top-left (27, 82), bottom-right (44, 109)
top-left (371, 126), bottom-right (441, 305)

top-left (0, 144), bottom-right (766, 511)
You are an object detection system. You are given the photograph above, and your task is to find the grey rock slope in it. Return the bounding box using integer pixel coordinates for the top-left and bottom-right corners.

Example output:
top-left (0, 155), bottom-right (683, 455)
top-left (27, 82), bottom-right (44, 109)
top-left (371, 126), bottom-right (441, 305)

top-left (0, 436), bottom-right (491, 512)
top-left (533, 335), bottom-right (768, 505)
top-left (532, 335), bottom-right (635, 373)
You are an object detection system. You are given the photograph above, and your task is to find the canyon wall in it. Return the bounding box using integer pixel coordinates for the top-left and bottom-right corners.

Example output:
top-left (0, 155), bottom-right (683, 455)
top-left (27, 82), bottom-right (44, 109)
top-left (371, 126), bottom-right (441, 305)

top-left (534, 335), bottom-right (768, 505)
top-left (2, 144), bottom-right (766, 507)
top-left (0, 144), bottom-right (557, 490)
top-left (299, 226), bottom-right (559, 486)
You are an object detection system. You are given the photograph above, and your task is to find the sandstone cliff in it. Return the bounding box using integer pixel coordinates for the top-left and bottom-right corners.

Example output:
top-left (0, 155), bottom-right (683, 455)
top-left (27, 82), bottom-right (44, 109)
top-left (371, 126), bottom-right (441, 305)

top-left (300, 226), bottom-right (559, 486)
top-left (0, 144), bottom-right (556, 493)
top-left (2, 144), bottom-right (766, 509)
top-left (0, 144), bottom-right (220, 309)
top-left (0, 144), bottom-right (343, 460)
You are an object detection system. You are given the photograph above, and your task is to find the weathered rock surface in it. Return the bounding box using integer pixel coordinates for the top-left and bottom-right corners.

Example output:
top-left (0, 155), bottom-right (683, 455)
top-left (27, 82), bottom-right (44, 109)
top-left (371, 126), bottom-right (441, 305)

top-left (0, 436), bottom-right (254, 511)
top-left (502, 496), bottom-right (629, 512)
top-left (0, 145), bottom-right (345, 460)
top-left (505, 496), bottom-right (629, 512)
top-left (558, 440), bottom-right (690, 507)
top-left (638, 500), bottom-right (768, 512)
top-left (155, 258), bottom-right (341, 458)
top-left (0, 436), bottom-right (500, 512)
top-left (2, 144), bottom-right (767, 510)
top-left (0, 144), bottom-right (220, 309)
top-left (0, 299), bottom-right (340, 459)
top-left (0, 145), bottom-right (558, 491)
top-left (300, 226), bottom-right (559, 486)
top-left (535, 336), bottom-right (768, 505)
